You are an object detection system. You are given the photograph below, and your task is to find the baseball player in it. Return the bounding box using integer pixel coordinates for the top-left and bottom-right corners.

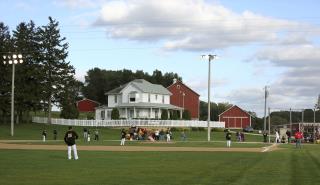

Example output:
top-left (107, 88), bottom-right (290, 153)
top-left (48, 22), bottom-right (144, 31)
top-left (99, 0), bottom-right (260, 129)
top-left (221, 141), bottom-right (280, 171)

top-left (64, 126), bottom-right (79, 160)
top-left (42, 130), bottom-right (47, 142)
top-left (120, 129), bottom-right (126, 146)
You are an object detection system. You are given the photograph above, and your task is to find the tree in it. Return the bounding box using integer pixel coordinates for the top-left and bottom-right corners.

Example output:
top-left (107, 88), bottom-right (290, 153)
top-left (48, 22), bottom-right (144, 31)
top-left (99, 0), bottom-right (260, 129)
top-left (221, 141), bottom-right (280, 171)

top-left (0, 22), bottom-right (12, 123)
top-left (38, 17), bottom-right (75, 123)
top-left (12, 21), bottom-right (43, 123)
top-left (59, 80), bottom-right (82, 119)
top-left (170, 110), bottom-right (179, 120)
top-left (182, 110), bottom-right (191, 120)
top-left (111, 108), bottom-right (120, 120)
top-left (161, 109), bottom-right (168, 120)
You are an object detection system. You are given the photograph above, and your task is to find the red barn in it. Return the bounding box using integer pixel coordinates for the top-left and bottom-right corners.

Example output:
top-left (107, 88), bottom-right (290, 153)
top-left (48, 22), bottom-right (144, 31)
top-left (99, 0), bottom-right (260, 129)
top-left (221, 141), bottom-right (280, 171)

top-left (167, 79), bottom-right (200, 120)
top-left (76, 99), bottom-right (100, 112)
top-left (219, 105), bottom-right (252, 128)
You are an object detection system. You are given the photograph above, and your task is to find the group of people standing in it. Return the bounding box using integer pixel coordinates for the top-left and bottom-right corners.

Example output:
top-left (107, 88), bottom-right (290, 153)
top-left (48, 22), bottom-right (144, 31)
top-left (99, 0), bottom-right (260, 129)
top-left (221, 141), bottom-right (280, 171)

top-left (83, 128), bottom-right (99, 142)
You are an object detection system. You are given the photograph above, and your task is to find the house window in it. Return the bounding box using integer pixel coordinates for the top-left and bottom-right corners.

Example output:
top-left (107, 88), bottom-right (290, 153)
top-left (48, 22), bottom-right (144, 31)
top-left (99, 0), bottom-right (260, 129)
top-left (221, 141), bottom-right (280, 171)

top-left (107, 110), bottom-right (112, 119)
top-left (162, 95), bottom-right (164, 104)
top-left (155, 94), bottom-right (158, 100)
top-left (148, 94), bottom-right (151, 102)
top-left (129, 92), bottom-right (136, 102)
top-left (101, 110), bottom-right (105, 120)
top-left (115, 95), bottom-right (117, 103)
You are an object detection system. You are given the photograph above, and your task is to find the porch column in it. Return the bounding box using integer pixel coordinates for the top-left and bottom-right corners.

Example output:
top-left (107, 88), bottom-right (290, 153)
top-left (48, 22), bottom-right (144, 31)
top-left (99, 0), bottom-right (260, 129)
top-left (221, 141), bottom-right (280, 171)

top-left (125, 108), bottom-right (128, 119)
top-left (158, 108), bottom-right (161, 119)
top-left (150, 108), bottom-right (153, 119)
top-left (167, 109), bottom-right (170, 119)
top-left (180, 109), bottom-right (183, 119)
top-left (134, 107), bottom-right (136, 118)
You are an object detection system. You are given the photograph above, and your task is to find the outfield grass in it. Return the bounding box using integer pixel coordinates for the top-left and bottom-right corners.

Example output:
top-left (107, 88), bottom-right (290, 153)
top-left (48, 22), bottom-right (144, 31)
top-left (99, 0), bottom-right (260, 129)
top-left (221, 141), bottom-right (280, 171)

top-left (0, 145), bottom-right (319, 185)
top-left (0, 123), bottom-right (265, 143)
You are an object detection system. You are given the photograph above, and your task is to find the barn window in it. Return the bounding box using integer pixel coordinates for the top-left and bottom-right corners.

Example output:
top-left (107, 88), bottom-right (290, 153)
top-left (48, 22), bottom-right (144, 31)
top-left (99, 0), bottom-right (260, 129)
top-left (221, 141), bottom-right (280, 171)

top-left (177, 85), bottom-right (180, 89)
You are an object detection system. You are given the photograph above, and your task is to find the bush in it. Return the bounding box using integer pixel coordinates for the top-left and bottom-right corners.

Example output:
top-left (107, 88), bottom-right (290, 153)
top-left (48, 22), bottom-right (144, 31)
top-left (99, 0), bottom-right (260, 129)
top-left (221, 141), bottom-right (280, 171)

top-left (182, 110), bottom-right (191, 120)
top-left (161, 110), bottom-right (168, 120)
top-left (111, 108), bottom-right (120, 120)
top-left (60, 104), bottom-right (79, 119)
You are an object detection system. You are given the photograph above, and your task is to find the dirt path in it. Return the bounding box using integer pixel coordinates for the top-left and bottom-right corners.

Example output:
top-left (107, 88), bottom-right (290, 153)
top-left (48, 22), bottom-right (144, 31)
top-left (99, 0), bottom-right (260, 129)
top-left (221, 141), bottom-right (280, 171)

top-left (0, 141), bottom-right (280, 153)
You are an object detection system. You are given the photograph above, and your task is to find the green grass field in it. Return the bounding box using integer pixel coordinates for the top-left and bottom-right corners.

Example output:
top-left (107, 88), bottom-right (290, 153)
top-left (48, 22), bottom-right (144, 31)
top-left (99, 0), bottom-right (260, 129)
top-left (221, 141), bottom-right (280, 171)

top-left (1, 123), bottom-right (319, 185)
top-left (0, 145), bottom-right (319, 185)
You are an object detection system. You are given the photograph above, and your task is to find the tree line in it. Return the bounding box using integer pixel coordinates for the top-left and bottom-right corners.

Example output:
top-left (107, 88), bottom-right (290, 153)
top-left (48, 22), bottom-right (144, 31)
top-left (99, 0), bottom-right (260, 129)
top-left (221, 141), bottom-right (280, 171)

top-left (0, 17), bottom-right (80, 123)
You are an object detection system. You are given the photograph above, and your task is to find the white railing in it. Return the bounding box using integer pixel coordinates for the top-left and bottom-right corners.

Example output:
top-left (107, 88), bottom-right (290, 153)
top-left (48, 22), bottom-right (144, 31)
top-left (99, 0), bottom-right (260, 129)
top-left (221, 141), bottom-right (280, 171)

top-left (32, 117), bottom-right (225, 128)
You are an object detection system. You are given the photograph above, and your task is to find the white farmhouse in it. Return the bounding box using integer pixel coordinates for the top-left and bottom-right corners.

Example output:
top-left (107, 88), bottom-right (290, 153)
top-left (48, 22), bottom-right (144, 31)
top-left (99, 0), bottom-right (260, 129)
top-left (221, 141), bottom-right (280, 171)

top-left (95, 79), bottom-right (183, 120)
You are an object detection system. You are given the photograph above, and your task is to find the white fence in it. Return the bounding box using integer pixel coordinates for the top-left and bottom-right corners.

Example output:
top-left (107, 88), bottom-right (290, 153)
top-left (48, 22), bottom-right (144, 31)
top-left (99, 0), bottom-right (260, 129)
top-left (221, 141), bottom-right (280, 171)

top-left (32, 117), bottom-right (225, 128)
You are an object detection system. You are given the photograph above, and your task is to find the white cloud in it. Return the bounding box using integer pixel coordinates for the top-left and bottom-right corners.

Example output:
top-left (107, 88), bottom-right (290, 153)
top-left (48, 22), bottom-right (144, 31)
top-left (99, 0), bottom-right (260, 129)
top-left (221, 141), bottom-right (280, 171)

top-left (53, 0), bottom-right (97, 9)
top-left (94, 0), bottom-right (314, 51)
top-left (254, 45), bottom-right (320, 67)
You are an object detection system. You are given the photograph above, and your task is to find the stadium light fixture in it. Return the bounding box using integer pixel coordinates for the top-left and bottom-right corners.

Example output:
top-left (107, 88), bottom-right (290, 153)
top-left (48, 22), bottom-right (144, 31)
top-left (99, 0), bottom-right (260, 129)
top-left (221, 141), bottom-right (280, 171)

top-left (2, 53), bottom-right (23, 136)
top-left (201, 54), bottom-right (218, 142)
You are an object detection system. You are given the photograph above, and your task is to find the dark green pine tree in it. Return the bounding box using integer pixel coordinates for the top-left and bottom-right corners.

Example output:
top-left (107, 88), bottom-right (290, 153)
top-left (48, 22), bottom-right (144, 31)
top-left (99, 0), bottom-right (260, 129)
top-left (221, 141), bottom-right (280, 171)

top-left (38, 17), bottom-right (75, 123)
top-left (0, 22), bottom-right (12, 123)
top-left (12, 21), bottom-right (43, 123)
top-left (60, 80), bottom-right (81, 119)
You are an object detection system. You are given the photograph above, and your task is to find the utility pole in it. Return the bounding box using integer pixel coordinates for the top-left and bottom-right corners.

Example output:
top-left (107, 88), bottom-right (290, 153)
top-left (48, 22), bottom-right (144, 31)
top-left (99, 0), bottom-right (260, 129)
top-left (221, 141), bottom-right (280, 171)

top-left (263, 86), bottom-right (269, 132)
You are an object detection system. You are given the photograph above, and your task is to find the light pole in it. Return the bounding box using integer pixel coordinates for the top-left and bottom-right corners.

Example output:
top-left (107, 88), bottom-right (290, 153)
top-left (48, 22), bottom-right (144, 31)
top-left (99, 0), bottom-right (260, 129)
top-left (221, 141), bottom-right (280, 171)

top-left (263, 86), bottom-right (269, 132)
top-left (2, 53), bottom-right (23, 136)
top-left (182, 92), bottom-right (185, 110)
top-left (201, 54), bottom-right (218, 142)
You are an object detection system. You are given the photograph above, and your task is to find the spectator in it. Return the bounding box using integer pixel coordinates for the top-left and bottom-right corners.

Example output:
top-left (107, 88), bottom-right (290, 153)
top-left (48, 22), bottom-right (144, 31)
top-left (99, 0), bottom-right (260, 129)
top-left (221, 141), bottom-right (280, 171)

top-left (155, 129), bottom-right (160, 141)
top-left (181, 130), bottom-right (187, 141)
top-left (159, 129), bottom-right (165, 141)
top-left (240, 132), bottom-right (245, 142)
top-left (53, 129), bottom-right (57, 140)
top-left (286, 130), bottom-right (291, 143)
top-left (294, 130), bottom-right (303, 149)
top-left (94, 129), bottom-right (99, 141)
top-left (83, 128), bottom-right (88, 142)
top-left (42, 130), bottom-right (47, 142)
top-left (166, 129), bottom-right (171, 142)
top-left (275, 130), bottom-right (280, 143)
top-left (263, 131), bottom-right (268, 143)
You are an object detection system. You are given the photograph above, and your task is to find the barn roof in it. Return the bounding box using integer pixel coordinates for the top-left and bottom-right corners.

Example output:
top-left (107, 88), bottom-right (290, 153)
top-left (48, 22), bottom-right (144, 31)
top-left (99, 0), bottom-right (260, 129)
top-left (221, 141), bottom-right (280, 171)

top-left (76, 98), bottom-right (100, 105)
top-left (167, 80), bottom-right (200, 96)
top-left (218, 105), bottom-right (254, 117)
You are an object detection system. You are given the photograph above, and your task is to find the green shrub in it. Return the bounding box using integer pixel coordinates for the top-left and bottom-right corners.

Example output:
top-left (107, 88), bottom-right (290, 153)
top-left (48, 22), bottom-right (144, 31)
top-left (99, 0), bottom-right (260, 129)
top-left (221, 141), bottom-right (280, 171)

top-left (111, 108), bottom-right (120, 120)
top-left (182, 110), bottom-right (191, 120)
top-left (161, 110), bottom-right (168, 120)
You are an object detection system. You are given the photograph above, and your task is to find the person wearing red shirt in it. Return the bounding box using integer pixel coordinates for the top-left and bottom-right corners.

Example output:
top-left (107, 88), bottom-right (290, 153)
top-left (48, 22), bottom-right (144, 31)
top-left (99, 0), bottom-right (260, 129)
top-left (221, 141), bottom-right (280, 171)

top-left (294, 130), bottom-right (303, 149)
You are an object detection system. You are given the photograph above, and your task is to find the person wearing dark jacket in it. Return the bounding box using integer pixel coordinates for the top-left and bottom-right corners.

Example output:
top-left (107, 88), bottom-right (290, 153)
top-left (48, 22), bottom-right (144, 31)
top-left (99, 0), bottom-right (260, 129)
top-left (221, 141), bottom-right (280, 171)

top-left (120, 129), bottom-right (126, 146)
top-left (226, 131), bottom-right (232, 148)
top-left (64, 126), bottom-right (79, 160)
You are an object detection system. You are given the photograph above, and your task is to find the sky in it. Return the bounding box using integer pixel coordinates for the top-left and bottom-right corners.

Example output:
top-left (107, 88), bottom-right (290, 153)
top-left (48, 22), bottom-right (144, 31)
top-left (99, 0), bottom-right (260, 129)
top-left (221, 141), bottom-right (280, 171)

top-left (1, 0), bottom-right (320, 117)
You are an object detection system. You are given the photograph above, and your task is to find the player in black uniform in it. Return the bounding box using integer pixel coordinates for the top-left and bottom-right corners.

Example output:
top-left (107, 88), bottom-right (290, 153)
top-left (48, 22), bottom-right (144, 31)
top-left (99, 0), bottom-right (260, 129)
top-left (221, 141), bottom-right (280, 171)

top-left (226, 130), bottom-right (232, 148)
top-left (120, 129), bottom-right (126, 146)
top-left (64, 126), bottom-right (79, 160)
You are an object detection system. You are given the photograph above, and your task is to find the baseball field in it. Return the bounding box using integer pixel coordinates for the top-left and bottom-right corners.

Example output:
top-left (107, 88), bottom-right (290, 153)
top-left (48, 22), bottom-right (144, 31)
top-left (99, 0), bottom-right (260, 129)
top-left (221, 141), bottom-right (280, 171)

top-left (0, 123), bottom-right (319, 185)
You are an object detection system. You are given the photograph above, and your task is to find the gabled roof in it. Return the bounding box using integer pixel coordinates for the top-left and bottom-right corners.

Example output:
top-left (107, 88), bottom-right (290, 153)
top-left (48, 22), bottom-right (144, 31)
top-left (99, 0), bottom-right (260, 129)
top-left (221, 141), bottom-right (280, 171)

top-left (106, 79), bottom-right (172, 95)
top-left (218, 105), bottom-right (254, 117)
top-left (76, 98), bottom-right (100, 105)
top-left (167, 80), bottom-right (200, 96)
